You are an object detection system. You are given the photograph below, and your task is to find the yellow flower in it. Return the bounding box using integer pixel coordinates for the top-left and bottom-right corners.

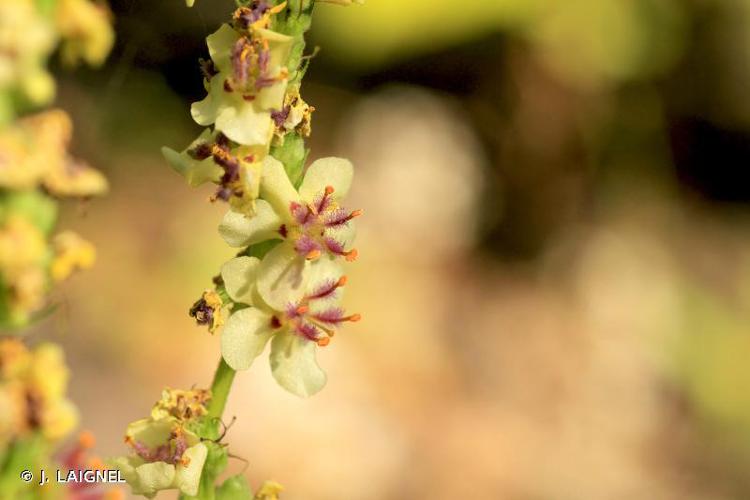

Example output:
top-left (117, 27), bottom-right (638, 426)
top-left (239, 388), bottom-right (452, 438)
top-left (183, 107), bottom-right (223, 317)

top-left (0, 339), bottom-right (78, 443)
top-left (150, 387), bottom-right (211, 422)
top-left (0, 0), bottom-right (57, 105)
top-left (0, 215), bottom-right (49, 324)
top-left (0, 215), bottom-right (47, 273)
top-left (255, 480), bottom-right (284, 500)
top-left (0, 110), bottom-right (108, 196)
top-left (51, 231), bottom-right (96, 282)
top-left (55, 0), bottom-right (115, 67)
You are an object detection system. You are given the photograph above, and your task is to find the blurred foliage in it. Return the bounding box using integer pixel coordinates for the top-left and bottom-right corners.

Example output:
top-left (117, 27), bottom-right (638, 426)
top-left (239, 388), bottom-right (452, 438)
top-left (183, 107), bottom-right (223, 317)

top-left (315, 0), bottom-right (686, 86)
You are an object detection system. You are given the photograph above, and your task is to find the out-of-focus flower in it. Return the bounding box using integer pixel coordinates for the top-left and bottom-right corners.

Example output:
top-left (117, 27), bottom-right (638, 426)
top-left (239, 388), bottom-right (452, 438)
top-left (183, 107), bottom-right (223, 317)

top-left (317, 0), bottom-right (365, 5)
top-left (0, 339), bottom-right (78, 447)
top-left (0, 0), bottom-right (113, 107)
top-left (163, 130), bottom-right (263, 215)
top-left (55, 0), bottom-right (114, 67)
top-left (220, 155), bottom-right (359, 266)
top-left (255, 480), bottom-right (284, 500)
top-left (0, 109), bottom-right (108, 196)
top-left (0, 215), bottom-right (49, 326)
top-left (0, 112), bottom-right (105, 326)
top-left (51, 231), bottom-right (96, 282)
top-left (0, 0), bottom-right (57, 106)
top-left (220, 252), bottom-right (359, 397)
top-left (114, 417), bottom-right (208, 498)
top-left (191, 22), bottom-right (292, 147)
top-left (60, 431), bottom-right (124, 500)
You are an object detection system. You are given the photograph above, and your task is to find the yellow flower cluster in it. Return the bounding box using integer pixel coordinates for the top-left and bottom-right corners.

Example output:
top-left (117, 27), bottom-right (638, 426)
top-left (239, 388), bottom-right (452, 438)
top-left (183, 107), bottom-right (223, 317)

top-left (0, 215), bottom-right (49, 324)
top-left (0, 110), bottom-right (104, 328)
top-left (0, 109), bottom-right (108, 195)
top-left (0, 0), bottom-right (114, 112)
top-left (0, 338), bottom-right (78, 449)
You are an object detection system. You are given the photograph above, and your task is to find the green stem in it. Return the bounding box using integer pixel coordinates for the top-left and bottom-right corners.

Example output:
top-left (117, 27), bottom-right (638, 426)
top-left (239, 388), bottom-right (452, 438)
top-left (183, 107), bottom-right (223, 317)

top-left (207, 358), bottom-right (236, 419)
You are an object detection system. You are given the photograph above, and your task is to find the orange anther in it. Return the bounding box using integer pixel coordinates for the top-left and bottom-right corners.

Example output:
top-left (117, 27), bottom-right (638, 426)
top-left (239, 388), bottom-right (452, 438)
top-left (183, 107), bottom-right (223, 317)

top-left (325, 185), bottom-right (335, 195)
top-left (337, 276), bottom-right (348, 287)
top-left (348, 313), bottom-right (362, 322)
top-left (296, 305), bottom-right (309, 315)
top-left (345, 249), bottom-right (358, 262)
top-left (306, 249), bottom-right (322, 260)
top-left (317, 337), bottom-right (331, 347)
top-left (350, 209), bottom-right (363, 218)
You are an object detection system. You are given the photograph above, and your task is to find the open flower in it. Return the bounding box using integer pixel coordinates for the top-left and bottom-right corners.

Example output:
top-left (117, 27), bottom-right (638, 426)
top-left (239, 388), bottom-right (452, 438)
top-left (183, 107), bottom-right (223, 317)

top-left (191, 22), bottom-right (292, 147)
top-left (219, 250), bottom-right (359, 397)
top-left (163, 129), bottom-right (263, 215)
top-left (113, 417), bottom-right (208, 498)
top-left (220, 155), bottom-right (360, 268)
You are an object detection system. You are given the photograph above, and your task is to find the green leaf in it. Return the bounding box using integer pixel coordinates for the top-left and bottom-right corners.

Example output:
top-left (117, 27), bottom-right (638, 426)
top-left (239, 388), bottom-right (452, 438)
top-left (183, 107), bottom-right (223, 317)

top-left (34, 0), bottom-right (57, 17)
top-left (0, 190), bottom-right (58, 235)
top-left (269, 133), bottom-right (308, 188)
top-left (241, 239), bottom-right (282, 260)
top-left (216, 475), bottom-right (253, 499)
top-left (0, 92), bottom-right (14, 125)
top-left (189, 416), bottom-right (222, 441)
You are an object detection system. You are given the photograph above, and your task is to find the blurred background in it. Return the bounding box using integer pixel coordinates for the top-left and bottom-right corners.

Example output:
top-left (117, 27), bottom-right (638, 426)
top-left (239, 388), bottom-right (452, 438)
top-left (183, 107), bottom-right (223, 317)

top-left (23, 0), bottom-right (750, 498)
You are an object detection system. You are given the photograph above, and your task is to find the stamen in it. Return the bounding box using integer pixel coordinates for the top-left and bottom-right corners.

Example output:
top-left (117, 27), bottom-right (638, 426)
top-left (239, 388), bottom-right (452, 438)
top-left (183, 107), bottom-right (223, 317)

top-left (305, 248), bottom-right (321, 260)
top-left (296, 322), bottom-right (320, 341)
top-left (324, 208), bottom-right (362, 227)
top-left (290, 202), bottom-right (311, 225)
top-left (312, 308), bottom-right (360, 324)
top-left (345, 249), bottom-right (358, 262)
top-left (295, 234), bottom-right (321, 258)
top-left (314, 186), bottom-right (335, 213)
top-left (317, 337), bottom-right (330, 347)
top-left (188, 142), bottom-right (212, 160)
top-left (307, 276), bottom-right (346, 300)
top-left (271, 106), bottom-right (291, 128)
